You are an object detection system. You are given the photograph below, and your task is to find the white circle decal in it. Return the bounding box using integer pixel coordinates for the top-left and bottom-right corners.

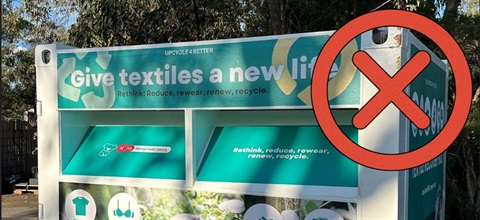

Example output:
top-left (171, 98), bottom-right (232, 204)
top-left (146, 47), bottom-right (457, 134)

top-left (243, 204), bottom-right (282, 220)
top-left (108, 193), bottom-right (141, 220)
top-left (65, 189), bottom-right (97, 219)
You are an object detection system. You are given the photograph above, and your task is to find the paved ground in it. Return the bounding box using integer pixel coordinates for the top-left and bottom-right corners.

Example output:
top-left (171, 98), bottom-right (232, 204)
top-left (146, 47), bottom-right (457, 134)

top-left (1, 194), bottom-right (38, 219)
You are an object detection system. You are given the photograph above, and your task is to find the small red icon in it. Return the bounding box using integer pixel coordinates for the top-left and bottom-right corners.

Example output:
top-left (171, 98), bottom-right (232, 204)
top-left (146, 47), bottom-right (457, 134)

top-left (117, 144), bottom-right (135, 152)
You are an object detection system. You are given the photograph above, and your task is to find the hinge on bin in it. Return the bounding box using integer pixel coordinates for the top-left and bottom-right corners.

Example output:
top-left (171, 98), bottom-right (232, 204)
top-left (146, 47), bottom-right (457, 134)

top-left (38, 203), bottom-right (44, 219)
top-left (36, 101), bottom-right (42, 116)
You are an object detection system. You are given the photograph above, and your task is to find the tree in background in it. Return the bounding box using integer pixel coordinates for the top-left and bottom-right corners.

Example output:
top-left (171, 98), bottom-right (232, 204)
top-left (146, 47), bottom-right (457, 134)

top-left (2, 1), bottom-right (33, 120)
top-left (68, 0), bottom-right (268, 47)
top-left (440, 1), bottom-right (480, 218)
top-left (2, 0), bottom-right (35, 120)
top-left (68, 0), bottom-right (397, 46)
top-left (1, 0), bottom-right (73, 120)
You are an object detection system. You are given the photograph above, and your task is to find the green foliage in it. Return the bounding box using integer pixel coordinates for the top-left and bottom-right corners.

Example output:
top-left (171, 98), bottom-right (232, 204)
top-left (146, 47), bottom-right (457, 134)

top-left (68, 0), bottom-right (267, 47)
top-left (1, 0), bottom-right (72, 120)
top-left (303, 200), bottom-right (319, 214)
top-left (141, 189), bottom-right (243, 219)
top-left (68, 0), bottom-right (419, 47)
top-left (1, 2), bottom-right (31, 45)
top-left (441, 14), bottom-right (480, 106)
top-left (445, 107), bottom-right (480, 219)
top-left (2, 1), bottom-right (34, 120)
top-left (1, 49), bottom-right (36, 120)
top-left (440, 3), bottom-right (480, 219)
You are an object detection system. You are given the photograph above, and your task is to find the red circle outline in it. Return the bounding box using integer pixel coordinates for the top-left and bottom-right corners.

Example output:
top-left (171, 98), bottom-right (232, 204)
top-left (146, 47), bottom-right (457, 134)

top-left (311, 9), bottom-right (472, 171)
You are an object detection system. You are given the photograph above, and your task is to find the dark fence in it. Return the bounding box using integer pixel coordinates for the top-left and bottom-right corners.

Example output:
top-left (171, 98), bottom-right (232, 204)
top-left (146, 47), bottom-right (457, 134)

top-left (1, 120), bottom-right (38, 194)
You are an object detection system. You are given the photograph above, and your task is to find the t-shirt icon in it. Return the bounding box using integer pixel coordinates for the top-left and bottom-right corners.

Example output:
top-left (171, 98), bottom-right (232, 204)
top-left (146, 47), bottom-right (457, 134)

top-left (72, 196), bottom-right (89, 216)
top-left (64, 189), bottom-right (97, 219)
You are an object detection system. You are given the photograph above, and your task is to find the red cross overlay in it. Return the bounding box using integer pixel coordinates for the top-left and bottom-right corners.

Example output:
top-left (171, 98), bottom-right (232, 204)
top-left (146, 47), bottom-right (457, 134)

top-left (311, 9), bottom-right (471, 170)
top-left (352, 50), bottom-right (431, 130)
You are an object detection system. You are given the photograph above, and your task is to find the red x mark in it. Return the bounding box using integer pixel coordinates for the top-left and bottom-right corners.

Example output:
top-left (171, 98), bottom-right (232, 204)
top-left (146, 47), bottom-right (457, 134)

top-left (117, 144), bottom-right (135, 152)
top-left (352, 50), bottom-right (431, 130)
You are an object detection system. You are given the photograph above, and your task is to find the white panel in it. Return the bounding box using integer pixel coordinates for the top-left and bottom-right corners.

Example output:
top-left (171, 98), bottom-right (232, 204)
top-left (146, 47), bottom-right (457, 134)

top-left (185, 110), bottom-right (194, 187)
top-left (361, 27), bottom-right (404, 50)
top-left (36, 44), bottom-right (72, 219)
top-left (357, 28), bottom-right (408, 219)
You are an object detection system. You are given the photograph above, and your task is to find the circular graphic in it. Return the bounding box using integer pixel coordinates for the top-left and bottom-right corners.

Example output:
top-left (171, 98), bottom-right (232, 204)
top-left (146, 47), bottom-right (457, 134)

top-left (171, 213), bottom-right (203, 220)
top-left (243, 204), bottom-right (282, 220)
top-left (108, 193), bottom-right (141, 220)
top-left (311, 9), bottom-right (472, 170)
top-left (281, 210), bottom-right (300, 220)
top-left (304, 209), bottom-right (343, 220)
top-left (64, 189), bottom-right (97, 219)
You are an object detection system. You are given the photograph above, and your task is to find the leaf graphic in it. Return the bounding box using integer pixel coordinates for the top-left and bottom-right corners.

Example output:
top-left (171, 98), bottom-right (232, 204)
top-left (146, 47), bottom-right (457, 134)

top-left (304, 200), bottom-right (319, 214)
